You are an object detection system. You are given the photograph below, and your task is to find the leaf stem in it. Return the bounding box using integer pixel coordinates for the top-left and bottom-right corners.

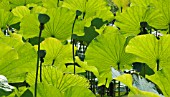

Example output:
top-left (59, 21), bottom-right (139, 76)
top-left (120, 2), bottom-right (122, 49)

top-left (34, 23), bottom-right (44, 97)
top-left (71, 12), bottom-right (78, 74)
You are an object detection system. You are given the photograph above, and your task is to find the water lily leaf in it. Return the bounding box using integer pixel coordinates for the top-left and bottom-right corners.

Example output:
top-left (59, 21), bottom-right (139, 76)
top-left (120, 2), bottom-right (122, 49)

top-left (75, 56), bottom-right (99, 77)
top-left (30, 6), bottom-right (47, 14)
top-left (42, 0), bottom-right (61, 8)
top-left (40, 37), bottom-right (72, 70)
top-left (41, 8), bottom-right (75, 40)
top-left (152, 0), bottom-right (170, 33)
top-left (0, 9), bottom-right (16, 28)
top-left (130, 0), bottom-right (154, 7)
top-left (29, 82), bottom-right (63, 97)
top-left (26, 66), bottom-right (90, 92)
top-left (0, 35), bottom-right (36, 82)
top-left (147, 68), bottom-right (170, 97)
top-left (19, 13), bottom-right (40, 39)
top-left (114, 74), bottom-right (160, 97)
top-left (64, 86), bottom-right (96, 97)
top-left (112, 0), bottom-right (130, 12)
top-left (62, 0), bottom-right (108, 13)
top-left (11, 6), bottom-right (30, 21)
top-left (126, 34), bottom-right (170, 71)
top-left (85, 32), bottom-right (134, 86)
top-left (9, 0), bottom-right (42, 8)
top-left (115, 6), bottom-right (161, 35)
top-left (0, 0), bottom-right (11, 11)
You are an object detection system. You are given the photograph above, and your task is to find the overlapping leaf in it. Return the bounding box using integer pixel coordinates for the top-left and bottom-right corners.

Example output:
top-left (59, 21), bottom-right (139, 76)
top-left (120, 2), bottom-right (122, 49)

top-left (26, 66), bottom-right (90, 92)
top-left (41, 7), bottom-right (75, 40)
top-left (115, 6), bottom-right (161, 35)
top-left (151, 0), bottom-right (170, 33)
top-left (85, 32), bottom-right (135, 86)
top-left (9, 0), bottom-right (42, 8)
top-left (126, 34), bottom-right (170, 71)
top-left (114, 74), bottom-right (160, 97)
top-left (0, 34), bottom-right (37, 82)
top-left (11, 6), bottom-right (30, 21)
top-left (0, 9), bottom-right (17, 29)
top-left (64, 86), bottom-right (96, 97)
top-left (40, 37), bottom-right (72, 70)
top-left (147, 68), bottom-right (170, 97)
top-left (19, 13), bottom-right (39, 39)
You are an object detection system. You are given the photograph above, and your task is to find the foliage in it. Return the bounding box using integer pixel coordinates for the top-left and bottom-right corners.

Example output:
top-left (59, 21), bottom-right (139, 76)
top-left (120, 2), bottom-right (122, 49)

top-left (0, 0), bottom-right (169, 97)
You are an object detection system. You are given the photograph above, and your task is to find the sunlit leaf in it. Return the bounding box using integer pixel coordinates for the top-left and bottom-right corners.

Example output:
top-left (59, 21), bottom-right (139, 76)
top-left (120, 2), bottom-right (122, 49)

top-left (64, 86), bottom-right (96, 97)
top-left (0, 9), bottom-right (16, 28)
top-left (85, 32), bottom-right (134, 86)
top-left (12, 6), bottom-right (30, 21)
top-left (114, 74), bottom-right (160, 97)
top-left (19, 14), bottom-right (40, 39)
top-left (112, 0), bottom-right (130, 12)
top-left (40, 37), bottom-right (72, 70)
top-left (42, 7), bottom-right (75, 40)
top-left (26, 66), bottom-right (90, 92)
top-left (0, 35), bottom-right (36, 82)
top-left (115, 6), bottom-right (161, 35)
top-left (147, 68), bottom-right (170, 97)
top-left (0, 0), bottom-right (11, 11)
top-left (126, 34), bottom-right (170, 71)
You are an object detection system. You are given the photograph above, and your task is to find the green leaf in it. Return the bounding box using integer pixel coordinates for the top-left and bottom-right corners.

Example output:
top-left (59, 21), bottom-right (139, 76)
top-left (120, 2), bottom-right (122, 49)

top-left (26, 66), bottom-right (90, 92)
top-left (147, 68), bottom-right (170, 97)
top-left (40, 37), bottom-right (72, 71)
top-left (130, 0), bottom-right (154, 7)
top-left (9, 0), bottom-right (42, 8)
top-left (0, 9), bottom-right (16, 28)
top-left (112, 0), bottom-right (130, 12)
top-left (0, 0), bottom-right (11, 11)
top-left (64, 86), bottom-right (96, 97)
top-left (115, 6), bottom-right (161, 35)
top-left (19, 14), bottom-right (40, 39)
top-left (152, 0), bottom-right (170, 33)
top-left (85, 32), bottom-right (134, 86)
top-left (0, 35), bottom-right (37, 82)
top-left (42, 0), bottom-right (61, 8)
top-left (41, 8), bottom-right (75, 40)
top-left (30, 82), bottom-right (63, 97)
top-left (126, 34), bottom-right (170, 71)
top-left (63, 0), bottom-right (109, 13)
top-left (11, 6), bottom-right (30, 21)
top-left (75, 56), bottom-right (99, 77)
top-left (30, 6), bottom-right (47, 14)
top-left (114, 74), bottom-right (160, 97)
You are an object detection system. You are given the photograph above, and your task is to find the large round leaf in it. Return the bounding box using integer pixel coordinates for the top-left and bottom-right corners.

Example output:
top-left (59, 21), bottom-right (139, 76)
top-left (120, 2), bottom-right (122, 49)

top-left (126, 34), bottom-right (170, 71)
top-left (41, 8), bottom-right (75, 40)
top-left (40, 37), bottom-right (72, 70)
top-left (11, 6), bottom-right (30, 21)
top-left (26, 66), bottom-right (90, 92)
top-left (115, 74), bottom-right (160, 97)
top-left (0, 34), bottom-right (37, 82)
top-left (0, 9), bottom-right (16, 28)
top-left (19, 14), bottom-right (40, 39)
top-left (115, 6), bottom-right (161, 35)
top-left (151, 0), bottom-right (170, 33)
top-left (85, 32), bottom-right (135, 86)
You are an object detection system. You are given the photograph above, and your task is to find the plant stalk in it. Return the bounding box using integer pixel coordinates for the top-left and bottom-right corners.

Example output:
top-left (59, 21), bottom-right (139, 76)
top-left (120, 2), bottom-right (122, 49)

top-left (34, 24), bottom-right (44, 97)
